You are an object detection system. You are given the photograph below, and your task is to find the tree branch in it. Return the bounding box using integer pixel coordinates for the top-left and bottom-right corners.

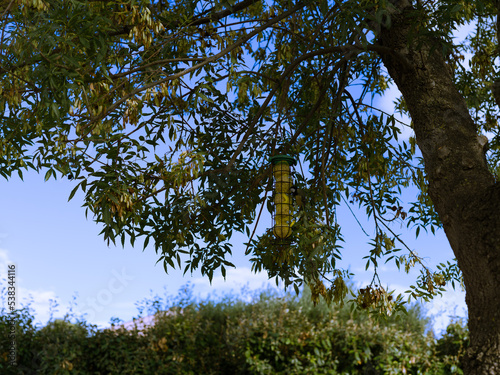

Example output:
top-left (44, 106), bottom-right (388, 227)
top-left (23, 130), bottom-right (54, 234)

top-left (225, 43), bottom-right (394, 171)
top-left (96, 1), bottom-right (307, 125)
top-left (187, 0), bottom-right (261, 27)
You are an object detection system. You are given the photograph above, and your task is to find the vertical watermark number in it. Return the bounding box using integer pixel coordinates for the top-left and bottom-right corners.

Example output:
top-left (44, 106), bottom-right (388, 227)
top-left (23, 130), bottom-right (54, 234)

top-left (7, 264), bottom-right (17, 366)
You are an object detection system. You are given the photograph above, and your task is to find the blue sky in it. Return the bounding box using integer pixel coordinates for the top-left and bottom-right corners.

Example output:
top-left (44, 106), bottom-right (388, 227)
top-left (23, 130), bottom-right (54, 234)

top-left (0, 93), bottom-right (467, 335)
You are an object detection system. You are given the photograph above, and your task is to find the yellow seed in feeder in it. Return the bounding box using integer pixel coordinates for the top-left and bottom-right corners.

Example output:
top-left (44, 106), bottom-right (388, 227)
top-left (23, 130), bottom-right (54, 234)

top-left (275, 181), bottom-right (291, 193)
top-left (274, 226), bottom-right (292, 239)
top-left (273, 162), bottom-right (290, 181)
top-left (274, 194), bottom-right (292, 238)
top-left (274, 193), bottom-right (290, 205)
top-left (274, 216), bottom-right (292, 238)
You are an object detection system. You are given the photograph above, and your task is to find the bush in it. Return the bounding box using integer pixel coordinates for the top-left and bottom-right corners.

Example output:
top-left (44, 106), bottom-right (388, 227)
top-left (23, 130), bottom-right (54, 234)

top-left (0, 285), bottom-right (466, 374)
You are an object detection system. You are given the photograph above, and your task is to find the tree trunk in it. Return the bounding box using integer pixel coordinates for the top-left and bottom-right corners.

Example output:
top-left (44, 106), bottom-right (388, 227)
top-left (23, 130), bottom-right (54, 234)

top-left (376, 1), bottom-right (500, 373)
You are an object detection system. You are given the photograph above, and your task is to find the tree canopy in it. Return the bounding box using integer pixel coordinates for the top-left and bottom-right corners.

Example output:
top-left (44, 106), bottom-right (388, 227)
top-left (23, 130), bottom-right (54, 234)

top-left (1, 0), bottom-right (496, 313)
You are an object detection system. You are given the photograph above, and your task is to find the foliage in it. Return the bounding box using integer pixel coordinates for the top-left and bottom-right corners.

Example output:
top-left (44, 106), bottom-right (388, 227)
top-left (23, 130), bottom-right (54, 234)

top-left (433, 318), bottom-right (470, 374)
top-left (0, 284), bottom-right (467, 374)
top-left (35, 319), bottom-right (88, 373)
top-left (3, 0), bottom-right (497, 307)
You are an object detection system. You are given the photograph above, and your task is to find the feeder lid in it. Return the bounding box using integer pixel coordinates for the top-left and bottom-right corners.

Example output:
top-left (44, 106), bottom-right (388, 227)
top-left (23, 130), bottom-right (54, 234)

top-left (270, 155), bottom-right (297, 166)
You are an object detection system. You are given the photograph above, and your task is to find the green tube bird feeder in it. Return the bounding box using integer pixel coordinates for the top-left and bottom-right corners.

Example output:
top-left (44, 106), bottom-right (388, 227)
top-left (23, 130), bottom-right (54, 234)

top-left (270, 155), bottom-right (296, 239)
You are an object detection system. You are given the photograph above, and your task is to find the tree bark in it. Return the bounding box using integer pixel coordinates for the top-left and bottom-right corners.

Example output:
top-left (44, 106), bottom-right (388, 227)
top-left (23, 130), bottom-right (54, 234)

top-left (376, 1), bottom-right (500, 373)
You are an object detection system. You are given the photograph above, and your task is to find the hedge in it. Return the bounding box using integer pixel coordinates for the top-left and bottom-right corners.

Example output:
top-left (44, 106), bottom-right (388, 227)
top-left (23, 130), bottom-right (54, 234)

top-left (0, 285), bottom-right (467, 374)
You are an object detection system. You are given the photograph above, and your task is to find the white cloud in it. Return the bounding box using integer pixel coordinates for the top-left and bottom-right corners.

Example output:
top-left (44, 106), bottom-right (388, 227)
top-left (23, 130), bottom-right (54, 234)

top-left (0, 248), bottom-right (12, 270)
top-left (17, 288), bottom-right (60, 326)
top-left (425, 288), bottom-right (467, 335)
top-left (0, 248), bottom-right (82, 326)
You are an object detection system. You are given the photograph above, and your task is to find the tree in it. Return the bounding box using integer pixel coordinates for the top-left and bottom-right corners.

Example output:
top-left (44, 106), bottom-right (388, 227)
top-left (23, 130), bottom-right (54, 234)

top-left (1, 0), bottom-right (499, 372)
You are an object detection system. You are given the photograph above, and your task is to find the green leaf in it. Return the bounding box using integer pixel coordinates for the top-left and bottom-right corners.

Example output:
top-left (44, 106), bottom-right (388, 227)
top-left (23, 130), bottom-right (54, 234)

top-left (68, 183), bottom-right (81, 201)
top-left (196, 91), bottom-right (214, 104)
top-left (44, 169), bottom-right (54, 181)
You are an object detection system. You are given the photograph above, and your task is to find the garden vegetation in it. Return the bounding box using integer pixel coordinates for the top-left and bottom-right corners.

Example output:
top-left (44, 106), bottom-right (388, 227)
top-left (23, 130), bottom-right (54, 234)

top-left (1, 285), bottom-right (467, 374)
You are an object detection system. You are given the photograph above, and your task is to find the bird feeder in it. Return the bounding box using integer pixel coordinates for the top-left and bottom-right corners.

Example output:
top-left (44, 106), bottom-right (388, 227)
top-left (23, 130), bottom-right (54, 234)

top-left (270, 155), bottom-right (296, 239)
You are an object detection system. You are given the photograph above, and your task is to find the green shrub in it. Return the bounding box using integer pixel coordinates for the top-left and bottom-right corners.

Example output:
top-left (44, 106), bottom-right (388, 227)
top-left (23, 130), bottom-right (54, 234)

top-left (0, 307), bottom-right (40, 375)
top-left (0, 285), bottom-right (466, 374)
top-left (432, 318), bottom-right (469, 374)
